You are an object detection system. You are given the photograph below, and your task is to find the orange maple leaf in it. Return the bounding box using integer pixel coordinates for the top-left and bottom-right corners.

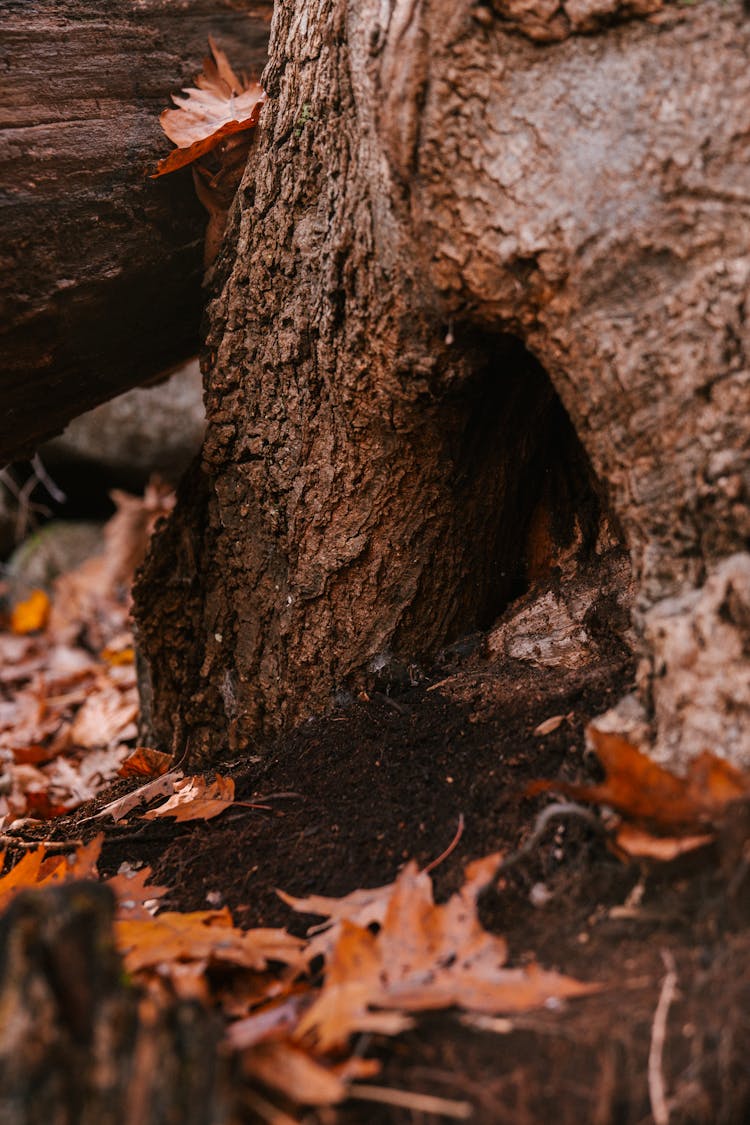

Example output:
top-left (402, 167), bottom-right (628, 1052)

top-left (287, 854), bottom-right (598, 1052)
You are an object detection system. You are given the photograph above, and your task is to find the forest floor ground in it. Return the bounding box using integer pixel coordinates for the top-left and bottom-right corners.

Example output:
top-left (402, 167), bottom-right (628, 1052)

top-left (34, 627), bottom-right (750, 1124)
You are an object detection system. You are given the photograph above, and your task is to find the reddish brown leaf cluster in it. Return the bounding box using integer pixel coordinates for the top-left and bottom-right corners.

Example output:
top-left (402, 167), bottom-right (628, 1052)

top-left (529, 727), bottom-right (750, 860)
top-left (0, 481), bottom-right (173, 826)
top-left (0, 837), bottom-right (597, 1119)
top-left (154, 38), bottom-right (266, 266)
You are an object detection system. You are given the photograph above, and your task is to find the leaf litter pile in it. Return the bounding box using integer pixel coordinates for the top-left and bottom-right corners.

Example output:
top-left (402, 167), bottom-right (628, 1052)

top-left (2, 483), bottom-right (750, 1121)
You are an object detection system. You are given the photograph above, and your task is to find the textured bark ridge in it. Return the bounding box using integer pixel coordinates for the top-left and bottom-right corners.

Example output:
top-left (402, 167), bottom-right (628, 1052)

top-left (136, 0), bottom-right (750, 767)
top-left (0, 0), bottom-right (271, 464)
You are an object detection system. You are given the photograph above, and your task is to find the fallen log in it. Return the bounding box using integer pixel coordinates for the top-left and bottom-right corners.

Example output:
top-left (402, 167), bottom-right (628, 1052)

top-left (0, 0), bottom-right (271, 464)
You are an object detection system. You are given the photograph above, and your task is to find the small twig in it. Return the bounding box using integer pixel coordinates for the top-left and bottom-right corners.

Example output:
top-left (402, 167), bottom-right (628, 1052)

top-left (423, 813), bottom-right (465, 875)
top-left (252, 791), bottom-right (304, 801)
top-left (648, 950), bottom-right (677, 1125)
top-left (0, 835), bottom-right (83, 851)
top-left (426, 674), bottom-right (462, 693)
top-left (348, 1084), bottom-right (472, 1119)
top-left (495, 801), bottom-right (607, 875)
top-left (30, 453), bottom-right (67, 504)
top-left (240, 1087), bottom-right (300, 1125)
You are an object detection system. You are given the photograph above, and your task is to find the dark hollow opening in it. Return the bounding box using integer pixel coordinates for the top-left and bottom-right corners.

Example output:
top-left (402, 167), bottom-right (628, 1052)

top-left (436, 333), bottom-right (613, 640)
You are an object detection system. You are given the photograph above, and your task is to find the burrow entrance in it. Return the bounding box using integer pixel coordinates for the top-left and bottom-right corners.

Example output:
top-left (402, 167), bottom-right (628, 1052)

top-left (425, 333), bottom-right (619, 647)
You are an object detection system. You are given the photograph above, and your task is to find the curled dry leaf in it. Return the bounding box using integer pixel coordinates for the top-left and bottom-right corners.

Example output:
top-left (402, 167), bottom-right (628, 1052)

top-left (118, 746), bottom-right (172, 779)
top-left (528, 727), bottom-right (750, 834)
top-left (154, 36), bottom-right (265, 177)
top-left (611, 823), bottom-right (715, 862)
top-left (143, 773), bottom-right (235, 822)
top-left (533, 713), bottom-right (570, 737)
top-left (91, 769), bottom-right (183, 823)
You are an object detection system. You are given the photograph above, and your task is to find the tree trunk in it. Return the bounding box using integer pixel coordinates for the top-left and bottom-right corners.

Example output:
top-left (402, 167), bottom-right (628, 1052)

top-left (135, 0), bottom-right (750, 768)
top-left (0, 0), bottom-right (271, 464)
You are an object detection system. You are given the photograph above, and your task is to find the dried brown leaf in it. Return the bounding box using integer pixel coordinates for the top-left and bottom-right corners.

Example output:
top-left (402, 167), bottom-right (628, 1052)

top-left (106, 864), bottom-right (170, 919)
top-left (154, 38), bottom-right (265, 177)
top-left (528, 727), bottom-right (750, 833)
top-left (116, 907), bottom-right (305, 974)
top-left (290, 854), bottom-right (597, 1052)
top-left (142, 773), bottom-right (235, 822)
top-left (118, 746), bottom-right (172, 779)
top-left (534, 713), bottom-right (568, 736)
top-left (91, 769), bottom-right (183, 823)
top-left (242, 1041), bottom-right (347, 1106)
top-left (611, 823), bottom-right (715, 861)
top-left (0, 835), bottom-right (103, 911)
top-left (69, 684), bottom-right (139, 748)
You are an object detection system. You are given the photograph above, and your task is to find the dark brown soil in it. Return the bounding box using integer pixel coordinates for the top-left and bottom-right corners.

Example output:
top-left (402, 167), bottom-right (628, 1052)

top-left (41, 638), bottom-right (750, 1124)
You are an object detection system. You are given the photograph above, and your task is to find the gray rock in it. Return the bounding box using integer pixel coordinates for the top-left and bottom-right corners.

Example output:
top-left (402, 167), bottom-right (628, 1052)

top-left (6, 521), bottom-right (104, 600)
top-left (41, 360), bottom-right (205, 486)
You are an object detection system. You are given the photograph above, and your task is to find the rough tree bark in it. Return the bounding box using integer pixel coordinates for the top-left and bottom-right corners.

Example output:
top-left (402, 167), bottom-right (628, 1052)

top-left (136, 0), bottom-right (750, 768)
top-left (0, 0), bottom-right (271, 463)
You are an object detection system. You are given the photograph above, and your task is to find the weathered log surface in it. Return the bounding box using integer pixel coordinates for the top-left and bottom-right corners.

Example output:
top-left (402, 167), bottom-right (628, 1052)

top-left (0, 0), bottom-right (271, 464)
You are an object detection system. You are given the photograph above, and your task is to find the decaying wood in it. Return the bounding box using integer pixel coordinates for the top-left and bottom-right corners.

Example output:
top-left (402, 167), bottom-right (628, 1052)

top-left (0, 0), bottom-right (271, 464)
top-left (136, 0), bottom-right (750, 768)
top-left (0, 881), bottom-right (224, 1124)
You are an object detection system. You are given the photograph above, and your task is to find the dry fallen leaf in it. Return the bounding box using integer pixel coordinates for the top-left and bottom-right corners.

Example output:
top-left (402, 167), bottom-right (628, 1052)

top-left (49, 480), bottom-right (174, 649)
top-left (241, 1040), bottom-right (350, 1107)
top-left (91, 769), bottom-right (183, 823)
top-left (101, 644), bottom-right (135, 667)
top-left (69, 684), bottom-right (139, 748)
top-left (0, 835), bottom-right (103, 911)
top-left (533, 713), bottom-right (569, 737)
top-left (277, 879), bottom-right (395, 961)
top-left (105, 864), bottom-right (170, 919)
top-left (44, 745), bottom-right (131, 808)
top-left (118, 746), bottom-right (172, 779)
top-left (528, 727), bottom-right (750, 833)
top-left (288, 854), bottom-right (598, 1052)
top-left (116, 907), bottom-right (305, 975)
top-left (143, 773), bottom-right (235, 822)
top-left (611, 823), bottom-right (715, 862)
top-left (11, 590), bottom-right (50, 635)
top-left (154, 37), bottom-right (265, 177)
